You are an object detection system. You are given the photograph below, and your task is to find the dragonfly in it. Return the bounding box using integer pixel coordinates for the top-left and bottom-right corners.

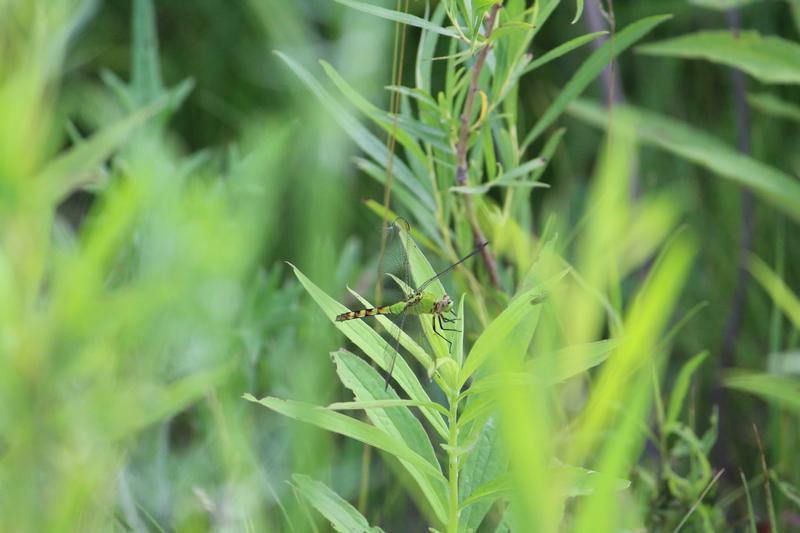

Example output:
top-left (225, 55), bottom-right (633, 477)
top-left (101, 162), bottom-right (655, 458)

top-left (335, 239), bottom-right (488, 386)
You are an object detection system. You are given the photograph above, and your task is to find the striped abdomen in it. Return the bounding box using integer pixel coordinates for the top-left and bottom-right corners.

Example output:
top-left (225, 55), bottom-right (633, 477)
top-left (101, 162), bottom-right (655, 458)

top-left (335, 306), bottom-right (391, 321)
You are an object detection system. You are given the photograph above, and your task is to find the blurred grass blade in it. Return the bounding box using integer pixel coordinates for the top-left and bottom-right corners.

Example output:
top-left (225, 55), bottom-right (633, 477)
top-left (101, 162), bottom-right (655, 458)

top-left (748, 92), bottom-right (800, 124)
top-left (748, 254), bottom-right (800, 327)
top-left (666, 351), bottom-right (709, 426)
top-left (522, 31), bottom-right (607, 75)
top-left (569, 99), bottom-right (800, 222)
top-left (111, 364), bottom-right (231, 440)
top-left (639, 31), bottom-right (800, 85)
top-left (132, 0), bottom-right (164, 103)
top-left (521, 14), bottom-right (671, 150)
top-left (291, 474), bottom-right (385, 533)
top-left (39, 95), bottom-right (170, 202)
top-left (459, 283), bottom-right (546, 387)
top-left (528, 339), bottom-right (619, 384)
top-left (724, 372), bottom-right (800, 412)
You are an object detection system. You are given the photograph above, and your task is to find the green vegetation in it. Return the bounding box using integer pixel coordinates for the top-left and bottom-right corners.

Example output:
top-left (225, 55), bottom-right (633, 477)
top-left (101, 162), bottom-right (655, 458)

top-left (1, 0), bottom-right (798, 531)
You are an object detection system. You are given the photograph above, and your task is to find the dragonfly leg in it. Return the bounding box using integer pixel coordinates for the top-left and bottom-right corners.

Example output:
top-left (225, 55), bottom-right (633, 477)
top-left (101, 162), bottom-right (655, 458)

top-left (438, 314), bottom-right (461, 333)
top-left (432, 315), bottom-right (453, 353)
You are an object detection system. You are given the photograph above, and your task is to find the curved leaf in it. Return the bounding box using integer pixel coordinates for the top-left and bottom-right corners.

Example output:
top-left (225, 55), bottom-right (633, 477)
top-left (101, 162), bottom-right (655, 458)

top-left (639, 31), bottom-right (800, 85)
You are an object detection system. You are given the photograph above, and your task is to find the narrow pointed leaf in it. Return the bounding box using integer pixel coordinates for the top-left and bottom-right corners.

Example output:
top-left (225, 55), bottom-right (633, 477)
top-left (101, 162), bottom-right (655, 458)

top-left (245, 395), bottom-right (444, 479)
top-left (292, 474), bottom-right (385, 533)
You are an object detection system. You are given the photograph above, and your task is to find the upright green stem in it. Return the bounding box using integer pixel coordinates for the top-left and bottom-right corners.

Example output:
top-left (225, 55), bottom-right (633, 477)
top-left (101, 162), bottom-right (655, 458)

top-left (447, 393), bottom-right (460, 532)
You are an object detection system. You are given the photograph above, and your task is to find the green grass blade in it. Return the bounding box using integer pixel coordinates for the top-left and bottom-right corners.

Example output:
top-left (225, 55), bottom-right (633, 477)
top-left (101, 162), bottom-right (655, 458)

top-left (666, 351), bottom-right (709, 426)
top-left (739, 470), bottom-right (758, 533)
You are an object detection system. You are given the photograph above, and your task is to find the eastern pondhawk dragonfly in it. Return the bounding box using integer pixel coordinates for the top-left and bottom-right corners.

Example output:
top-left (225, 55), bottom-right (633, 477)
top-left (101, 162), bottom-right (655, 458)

top-left (335, 225), bottom-right (488, 386)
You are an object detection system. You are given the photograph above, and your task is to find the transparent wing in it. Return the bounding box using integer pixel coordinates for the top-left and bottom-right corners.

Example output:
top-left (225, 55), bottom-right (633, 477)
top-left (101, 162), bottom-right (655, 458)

top-left (416, 241), bottom-right (488, 293)
top-left (379, 217), bottom-right (415, 387)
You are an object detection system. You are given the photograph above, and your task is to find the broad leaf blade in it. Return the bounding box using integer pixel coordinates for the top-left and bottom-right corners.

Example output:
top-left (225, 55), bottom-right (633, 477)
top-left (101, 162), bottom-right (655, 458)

top-left (333, 351), bottom-right (448, 523)
top-left (292, 474), bottom-right (385, 533)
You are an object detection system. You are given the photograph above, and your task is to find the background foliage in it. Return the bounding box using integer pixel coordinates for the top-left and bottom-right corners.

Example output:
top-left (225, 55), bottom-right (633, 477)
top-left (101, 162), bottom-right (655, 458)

top-left (1, 0), bottom-right (798, 531)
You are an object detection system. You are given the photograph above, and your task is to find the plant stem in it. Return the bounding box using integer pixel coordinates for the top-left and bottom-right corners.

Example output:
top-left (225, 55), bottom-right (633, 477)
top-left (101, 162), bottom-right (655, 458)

top-left (447, 393), bottom-right (460, 533)
top-left (454, 3), bottom-right (503, 291)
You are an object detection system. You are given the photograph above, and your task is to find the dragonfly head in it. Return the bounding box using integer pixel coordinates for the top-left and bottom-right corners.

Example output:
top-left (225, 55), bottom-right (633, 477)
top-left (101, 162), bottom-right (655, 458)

top-left (435, 294), bottom-right (453, 314)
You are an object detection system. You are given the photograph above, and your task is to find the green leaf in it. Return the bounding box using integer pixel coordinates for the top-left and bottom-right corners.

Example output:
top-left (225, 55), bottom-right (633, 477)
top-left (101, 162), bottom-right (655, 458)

top-left (459, 282), bottom-right (550, 386)
top-left (39, 96), bottom-right (171, 203)
top-left (245, 395), bottom-right (445, 480)
top-left (332, 351), bottom-right (448, 523)
top-left (572, 0), bottom-right (584, 24)
top-left (464, 339), bottom-right (618, 399)
top-left (287, 263), bottom-right (448, 437)
top-left (459, 416), bottom-right (507, 531)
top-left (521, 31), bottom-right (607, 75)
top-left (748, 92), bottom-right (800, 123)
top-left (328, 399), bottom-right (449, 416)
top-left (552, 461), bottom-right (631, 497)
top-left (638, 31), bottom-right (800, 85)
top-left (521, 14), bottom-right (671, 150)
top-left (568, 99), bottom-right (800, 222)
top-left (320, 61), bottom-right (429, 168)
top-left (460, 461), bottom-right (630, 509)
top-left (748, 254), bottom-right (800, 328)
top-left (334, 0), bottom-right (461, 39)
top-left (724, 372), bottom-right (800, 412)
top-left (450, 157), bottom-right (550, 194)
top-left (529, 339), bottom-right (618, 383)
top-left (666, 351), bottom-right (709, 426)
top-left (291, 474), bottom-right (385, 533)
top-left (132, 0), bottom-right (163, 104)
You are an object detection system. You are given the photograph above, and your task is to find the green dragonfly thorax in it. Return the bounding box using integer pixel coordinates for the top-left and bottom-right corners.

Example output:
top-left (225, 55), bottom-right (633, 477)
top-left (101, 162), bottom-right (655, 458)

top-left (386, 291), bottom-right (452, 316)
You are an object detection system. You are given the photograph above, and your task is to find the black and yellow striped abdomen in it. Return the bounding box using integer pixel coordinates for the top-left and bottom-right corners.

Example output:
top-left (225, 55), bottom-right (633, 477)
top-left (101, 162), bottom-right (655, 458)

top-left (335, 306), bottom-right (390, 321)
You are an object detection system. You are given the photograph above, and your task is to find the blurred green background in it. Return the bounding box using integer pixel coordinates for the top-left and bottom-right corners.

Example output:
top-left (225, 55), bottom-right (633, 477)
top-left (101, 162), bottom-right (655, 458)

top-left (1, 0), bottom-right (799, 531)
